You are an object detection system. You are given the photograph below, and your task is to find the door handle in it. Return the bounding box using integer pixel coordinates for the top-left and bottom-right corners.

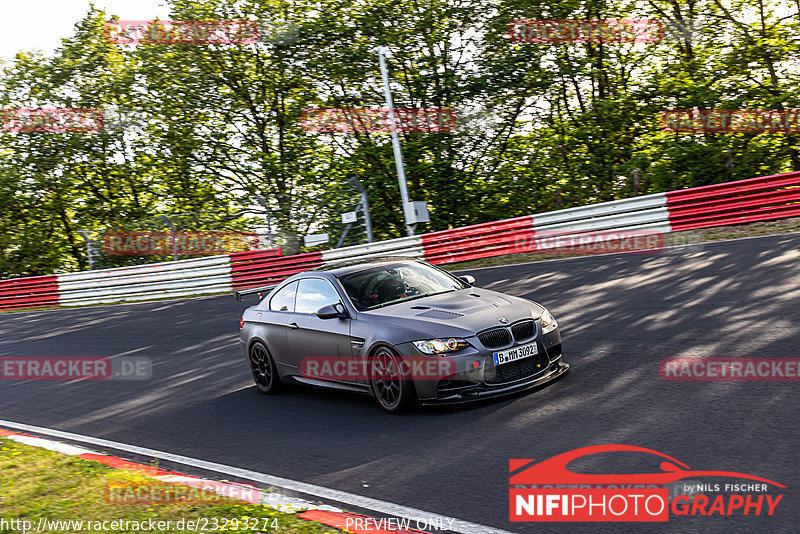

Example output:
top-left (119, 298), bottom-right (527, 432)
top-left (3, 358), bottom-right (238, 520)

top-left (288, 322), bottom-right (299, 330)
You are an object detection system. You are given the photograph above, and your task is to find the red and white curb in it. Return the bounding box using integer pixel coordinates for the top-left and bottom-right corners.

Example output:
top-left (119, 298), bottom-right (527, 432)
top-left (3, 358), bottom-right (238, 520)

top-left (0, 427), bottom-right (433, 534)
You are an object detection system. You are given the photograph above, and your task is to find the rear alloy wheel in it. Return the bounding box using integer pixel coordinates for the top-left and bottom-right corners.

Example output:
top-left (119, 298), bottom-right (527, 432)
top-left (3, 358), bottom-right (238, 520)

top-left (249, 341), bottom-right (281, 394)
top-left (370, 347), bottom-right (417, 413)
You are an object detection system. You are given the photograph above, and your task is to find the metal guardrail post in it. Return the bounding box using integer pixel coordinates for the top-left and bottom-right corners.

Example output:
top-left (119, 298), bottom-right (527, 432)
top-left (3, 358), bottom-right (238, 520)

top-left (157, 215), bottom-right (177, 261)
top-left (78, 230), bottom-right (95, 270)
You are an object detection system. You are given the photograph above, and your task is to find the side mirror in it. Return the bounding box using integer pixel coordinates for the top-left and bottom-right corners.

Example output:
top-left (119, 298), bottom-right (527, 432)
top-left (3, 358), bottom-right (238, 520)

top-left (460, 275), bottom-right (476, 286)
top-left (316, 303), bottom-right (348, 319)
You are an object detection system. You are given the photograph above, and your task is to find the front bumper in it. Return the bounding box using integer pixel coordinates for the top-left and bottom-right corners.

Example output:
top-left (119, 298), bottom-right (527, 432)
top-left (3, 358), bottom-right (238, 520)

top-left (395, 322), bottom-right (568, 403)
top-left (421, 359), bottom-right (569, 405)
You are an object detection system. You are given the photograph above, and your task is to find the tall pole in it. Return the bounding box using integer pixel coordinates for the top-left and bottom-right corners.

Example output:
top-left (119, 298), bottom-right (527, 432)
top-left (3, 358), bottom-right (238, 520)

top-left (349, 177), bottom-right (373, 243)
top-left (360, 189), bottom-right (374, 243)
top-left (255, 196), bottom-right (274, 248)
top-left (372, 45), bottom-right (414, 236)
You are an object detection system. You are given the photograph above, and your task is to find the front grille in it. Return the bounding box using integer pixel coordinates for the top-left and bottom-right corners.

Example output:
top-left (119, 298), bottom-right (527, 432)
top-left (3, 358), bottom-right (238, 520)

top-left (485, 349), bottom-right (549, 385)
top-left (478, 328), bottom-right (512, 348)
top-left (511, 320), bottom-right (535, 341)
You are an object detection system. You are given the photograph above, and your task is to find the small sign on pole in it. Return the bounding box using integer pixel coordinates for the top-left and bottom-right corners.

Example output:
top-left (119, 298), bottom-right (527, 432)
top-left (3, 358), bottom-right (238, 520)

top-left (404, 201), bottom-right (430, 224)
top-left (341, 211), bottom-right (358, 224)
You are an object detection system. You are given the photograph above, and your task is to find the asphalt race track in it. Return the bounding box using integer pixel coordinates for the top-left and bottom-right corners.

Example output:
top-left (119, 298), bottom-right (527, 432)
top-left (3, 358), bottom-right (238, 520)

top-left (1, 233), bottom-right (799, 534)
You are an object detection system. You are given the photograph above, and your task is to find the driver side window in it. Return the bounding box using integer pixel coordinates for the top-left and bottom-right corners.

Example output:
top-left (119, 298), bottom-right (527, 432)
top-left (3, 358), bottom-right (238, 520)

top-left (295, 278), bottom-right (342, 314)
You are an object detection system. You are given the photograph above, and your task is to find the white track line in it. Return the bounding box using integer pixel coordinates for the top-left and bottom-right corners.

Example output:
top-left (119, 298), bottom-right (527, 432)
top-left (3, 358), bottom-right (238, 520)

top-left (0, 419), bottom-right (516, 534)
top-left (7, 434), bottom-right (95, 455)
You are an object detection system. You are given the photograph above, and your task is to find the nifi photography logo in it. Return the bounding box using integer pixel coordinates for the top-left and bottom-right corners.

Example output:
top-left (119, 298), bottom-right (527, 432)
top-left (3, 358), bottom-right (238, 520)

top-left (509, 445), bottom-right (785, 522)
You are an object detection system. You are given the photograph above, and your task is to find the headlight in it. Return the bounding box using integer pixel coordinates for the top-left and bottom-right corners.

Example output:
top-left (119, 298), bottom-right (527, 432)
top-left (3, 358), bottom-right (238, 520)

top-left (413, 338), bottom-right (470, 355)
top-left (540, 308), bottom-right (558, 333)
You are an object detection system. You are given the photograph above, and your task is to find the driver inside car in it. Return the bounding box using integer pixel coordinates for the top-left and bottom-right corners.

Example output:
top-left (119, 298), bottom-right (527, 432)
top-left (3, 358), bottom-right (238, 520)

top-left (373, 269), bottom-right (406, 304)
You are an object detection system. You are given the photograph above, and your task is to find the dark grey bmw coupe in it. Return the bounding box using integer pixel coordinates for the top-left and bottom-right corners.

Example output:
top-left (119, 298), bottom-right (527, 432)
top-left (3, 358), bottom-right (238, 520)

top-left (236, 257), bottom-right (568, 412)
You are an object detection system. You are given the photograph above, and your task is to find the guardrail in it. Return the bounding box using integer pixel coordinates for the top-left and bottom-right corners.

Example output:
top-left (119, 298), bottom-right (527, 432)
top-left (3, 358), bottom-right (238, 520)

top-left (420, 194), bottom-right (673, 264)
top-left (2, 170), bottom-right (799, 311)
top-left (666, 171), bottom-right (800, 231)
top-left (56, 255), bottom-right (234, 307)
top-left (321, 235), bottom-right (423, 263)
top-left (421, 216), bottom-right (534, 265)
top-left (230, 249), bottom-right (321, 290)
top-left (0, 275), bottom-right (59, 310)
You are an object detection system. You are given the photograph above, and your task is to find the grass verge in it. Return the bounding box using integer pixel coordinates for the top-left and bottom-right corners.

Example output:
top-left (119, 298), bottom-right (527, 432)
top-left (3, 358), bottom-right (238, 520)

top-left (0, 437), bottom-right (338, 534)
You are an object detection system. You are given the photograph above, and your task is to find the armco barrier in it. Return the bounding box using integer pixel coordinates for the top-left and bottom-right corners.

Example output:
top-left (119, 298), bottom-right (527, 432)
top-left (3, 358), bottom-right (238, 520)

top-left (320, 235), bottom-right (423, 263)
top-left (420, 194), bottom-right (672, 264)
top-left (531, 193), bottom-right (672, 253)
top-left (230, 249), bottom-right (322, 290)
top-left (0, 275), bottom-right (59, 310)
top-left (666, 171), bottom-right (800, 231)
top-left (422, 216), bottom-right (534, 265)
top-left (2, 171), bottom-right (800, 311)
top-left (532, 194), bottom-right (670, 233)
top-left (56, 255), bottom-right (234, 307)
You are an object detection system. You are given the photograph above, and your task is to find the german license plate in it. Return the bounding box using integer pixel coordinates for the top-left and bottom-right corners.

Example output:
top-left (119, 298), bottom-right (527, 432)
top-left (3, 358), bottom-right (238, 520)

top-left (493, 341), bottom-right (538, 366)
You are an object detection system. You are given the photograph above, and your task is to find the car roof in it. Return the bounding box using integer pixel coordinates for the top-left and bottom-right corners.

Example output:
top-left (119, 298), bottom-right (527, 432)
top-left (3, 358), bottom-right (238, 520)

top-left (313, 256), bottom-right (423, 277)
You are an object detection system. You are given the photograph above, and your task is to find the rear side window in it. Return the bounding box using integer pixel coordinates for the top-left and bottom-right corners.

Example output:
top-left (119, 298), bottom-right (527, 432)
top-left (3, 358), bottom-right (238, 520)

top-left (269, 281), bottom-right (298, 312)
top-left (295, 278), bottom-right (342, 314)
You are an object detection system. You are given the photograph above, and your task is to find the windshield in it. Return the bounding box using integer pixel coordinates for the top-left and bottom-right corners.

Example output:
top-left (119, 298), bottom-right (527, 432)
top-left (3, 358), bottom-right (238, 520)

top-left (337, 262), bottom-right (467, 311)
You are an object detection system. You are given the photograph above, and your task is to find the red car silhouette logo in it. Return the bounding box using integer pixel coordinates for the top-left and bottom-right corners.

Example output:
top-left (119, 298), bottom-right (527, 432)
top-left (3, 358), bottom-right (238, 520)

top-left (510, 444), bottom-right (785, 487)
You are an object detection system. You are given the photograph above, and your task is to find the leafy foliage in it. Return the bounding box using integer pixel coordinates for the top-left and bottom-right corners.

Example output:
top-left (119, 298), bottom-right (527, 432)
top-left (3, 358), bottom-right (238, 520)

top-left (0, 0), bottom-right (798, 276)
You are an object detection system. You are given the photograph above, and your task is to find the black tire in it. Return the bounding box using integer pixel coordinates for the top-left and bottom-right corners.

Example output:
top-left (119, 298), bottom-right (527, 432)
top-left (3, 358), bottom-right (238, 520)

top-left (249, 341), bottom-right (281, 394)
top-left (370, 346), bottom-right (417, 413)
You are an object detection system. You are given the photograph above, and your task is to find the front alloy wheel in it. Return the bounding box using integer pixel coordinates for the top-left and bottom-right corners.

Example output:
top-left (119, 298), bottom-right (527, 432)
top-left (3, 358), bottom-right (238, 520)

top-left (370, 347), bottom-right (417, 413)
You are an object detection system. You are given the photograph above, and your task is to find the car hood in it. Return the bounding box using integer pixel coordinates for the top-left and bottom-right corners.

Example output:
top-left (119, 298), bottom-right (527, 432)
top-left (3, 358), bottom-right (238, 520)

top-left (357, 287), bottom-right (543, 338)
